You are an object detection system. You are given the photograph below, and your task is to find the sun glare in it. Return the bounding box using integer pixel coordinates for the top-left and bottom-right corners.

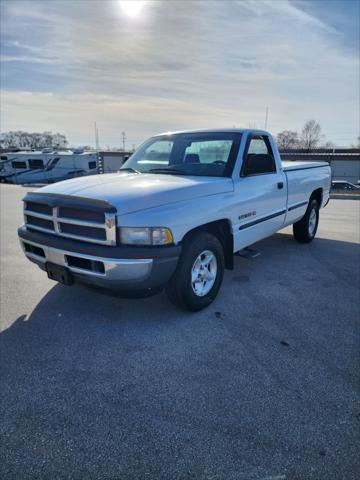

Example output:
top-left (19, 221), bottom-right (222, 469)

top-left (119, 1), bottom-right (147, 18)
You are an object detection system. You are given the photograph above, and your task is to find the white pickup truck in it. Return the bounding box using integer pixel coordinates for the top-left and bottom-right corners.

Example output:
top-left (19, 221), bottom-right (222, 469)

top-left (18, 129), bottom-right (331, 310)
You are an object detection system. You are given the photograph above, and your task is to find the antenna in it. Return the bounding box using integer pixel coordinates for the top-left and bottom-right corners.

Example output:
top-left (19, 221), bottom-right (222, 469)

top-left (264, 106), bottom-right (269, 130)
top-left (121, 131), bottom-right (126, 152)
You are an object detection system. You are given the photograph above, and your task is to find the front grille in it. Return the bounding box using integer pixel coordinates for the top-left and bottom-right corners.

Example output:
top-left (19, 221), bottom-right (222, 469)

top-left (59, 222), bottom-right (107, 240)
top-left (25, 214), bottom-right (54, 231)
top-left (58, 206), bottom-right (105, 223)
top-left (26, 201), bottom-right (52, 215)
top-left (23, 198), bottom-right (116, 246)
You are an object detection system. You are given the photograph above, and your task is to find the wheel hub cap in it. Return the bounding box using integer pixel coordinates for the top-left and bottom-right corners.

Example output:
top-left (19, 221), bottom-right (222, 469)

top-left (308, 208), bottom-right (317, 236)
top-left (191, 250), bottom-right (217, 297)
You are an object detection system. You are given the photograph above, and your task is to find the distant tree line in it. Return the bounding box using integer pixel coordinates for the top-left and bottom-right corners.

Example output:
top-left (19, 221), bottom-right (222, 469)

top-left (276, 119), bottom-right (335, 151)
top-left (0, 131), bottom-right (68, 150)
top-left (2, 125), bottom-right (356, 152)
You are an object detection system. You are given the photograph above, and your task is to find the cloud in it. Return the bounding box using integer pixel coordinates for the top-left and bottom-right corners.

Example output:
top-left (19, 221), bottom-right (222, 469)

top-left (240, 0), bottom-right (337, 33)
top-left (0, 0), bottom-right (358, 146)
top-left (0, 90), bottom-right (258, 147)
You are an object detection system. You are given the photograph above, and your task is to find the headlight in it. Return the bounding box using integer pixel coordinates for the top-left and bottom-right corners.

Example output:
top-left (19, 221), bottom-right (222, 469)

top-left (120, 227), bottom-right (173, 246)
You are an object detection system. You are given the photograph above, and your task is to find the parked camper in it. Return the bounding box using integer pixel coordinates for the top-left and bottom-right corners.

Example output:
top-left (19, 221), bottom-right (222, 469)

top-left (0, 149), bottom-right (98, 184)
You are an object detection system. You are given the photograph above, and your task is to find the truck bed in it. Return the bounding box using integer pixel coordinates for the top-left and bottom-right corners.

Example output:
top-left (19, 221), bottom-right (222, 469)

top-left (282, 159), bottom-right (331, 222)
top-left (282, 160), bottom-right (329, 171)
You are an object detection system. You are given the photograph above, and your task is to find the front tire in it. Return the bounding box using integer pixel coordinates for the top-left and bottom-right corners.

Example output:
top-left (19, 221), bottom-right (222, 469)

top-left (293, 199), bottom-right (319, 243)
top-left (166, 232), bottom-right (225, 311)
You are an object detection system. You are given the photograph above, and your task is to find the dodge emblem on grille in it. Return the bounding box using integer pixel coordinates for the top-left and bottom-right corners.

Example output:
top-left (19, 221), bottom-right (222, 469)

top-left (105, 216), bottom-right (116, 229)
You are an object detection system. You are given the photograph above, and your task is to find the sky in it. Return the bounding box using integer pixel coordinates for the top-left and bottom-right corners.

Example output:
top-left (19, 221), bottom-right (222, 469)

top-left (0, 0), bottom-right (359, 148)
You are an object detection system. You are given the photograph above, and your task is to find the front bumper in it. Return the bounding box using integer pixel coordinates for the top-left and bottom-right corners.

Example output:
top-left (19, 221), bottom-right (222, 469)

top-left (18, 226), bottom-right (180, 292)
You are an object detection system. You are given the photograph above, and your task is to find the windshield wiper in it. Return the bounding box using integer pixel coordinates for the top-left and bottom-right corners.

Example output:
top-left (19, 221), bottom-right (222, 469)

top-left (119, 167), bottom-right (141, 174)
top-left (149, 168), bottom-right (187, 175)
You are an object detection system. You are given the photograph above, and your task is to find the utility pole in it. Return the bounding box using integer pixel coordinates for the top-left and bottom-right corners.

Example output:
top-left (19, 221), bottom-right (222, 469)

top-left (264, 106), bottom-right (269, 130)
top-left (94, 121), bottom-right (101, 173)
top-left (94, 122), bottom-right (100, 152)
top-left (121, 131), bottom-right (126, 152)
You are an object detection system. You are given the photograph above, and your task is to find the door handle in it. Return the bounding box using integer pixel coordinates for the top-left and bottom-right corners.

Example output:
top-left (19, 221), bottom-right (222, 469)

top-left (277, 182), bottom-right (284, 189)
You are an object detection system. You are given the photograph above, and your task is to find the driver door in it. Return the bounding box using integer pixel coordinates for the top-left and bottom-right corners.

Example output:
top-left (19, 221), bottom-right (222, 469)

top-left (233, 134), bottom-right (287, 251)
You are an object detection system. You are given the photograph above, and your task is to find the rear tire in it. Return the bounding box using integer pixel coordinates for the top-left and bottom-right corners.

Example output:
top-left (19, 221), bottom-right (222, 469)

top-left (166, 232), bottom-right (225, 311)
top-left (293, 199), bottom-right (319, 243)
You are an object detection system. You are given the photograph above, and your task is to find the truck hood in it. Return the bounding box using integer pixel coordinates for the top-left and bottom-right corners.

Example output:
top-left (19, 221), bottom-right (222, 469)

top-left (38, 173), bottom-right (234, 215)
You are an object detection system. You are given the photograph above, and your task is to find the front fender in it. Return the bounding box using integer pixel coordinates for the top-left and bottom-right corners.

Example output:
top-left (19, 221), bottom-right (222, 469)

top-left (116, 193), bottom-right (235, 244)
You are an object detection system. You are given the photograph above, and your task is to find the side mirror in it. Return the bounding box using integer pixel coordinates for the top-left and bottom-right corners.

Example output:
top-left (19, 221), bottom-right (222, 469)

top-left (242, 153), bottom-right (275, 176)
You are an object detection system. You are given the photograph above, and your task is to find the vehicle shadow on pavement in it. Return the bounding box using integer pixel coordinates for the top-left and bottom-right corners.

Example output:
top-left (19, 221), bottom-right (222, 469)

top-left (1, 233), bottom-right (359, 479)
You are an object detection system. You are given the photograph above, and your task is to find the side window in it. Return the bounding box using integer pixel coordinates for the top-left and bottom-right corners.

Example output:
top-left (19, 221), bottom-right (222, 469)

top-left (242, 135), bottom-right (276, 176)
top-left (88, 161), bottom-right (97, 169)
top-left (248, 137), bottom-right (270, 155)
top-left (29, 159), bottom-right (44, 169)
top-left (12, 161), bottom-right (27, 169)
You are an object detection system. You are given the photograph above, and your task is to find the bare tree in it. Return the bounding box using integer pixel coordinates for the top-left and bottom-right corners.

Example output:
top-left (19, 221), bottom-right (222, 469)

top-left (276, 130), bottom-right (299, 150)
top-left (299, 119), bottom-right (322, 150)
top-left (0, 131), bottom-right (68, 150)
top-left (321, 140), bottom-right (336, 149)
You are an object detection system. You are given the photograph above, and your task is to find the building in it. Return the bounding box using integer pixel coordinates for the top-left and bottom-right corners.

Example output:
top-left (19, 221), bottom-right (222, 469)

top-left (98, 151), bottom-right (133, 173)
top-left (279, 149), bottom-right (360, 184)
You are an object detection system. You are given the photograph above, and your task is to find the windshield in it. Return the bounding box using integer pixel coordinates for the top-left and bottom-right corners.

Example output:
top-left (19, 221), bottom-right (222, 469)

top-left (121, 132), bottom-right (241, 177)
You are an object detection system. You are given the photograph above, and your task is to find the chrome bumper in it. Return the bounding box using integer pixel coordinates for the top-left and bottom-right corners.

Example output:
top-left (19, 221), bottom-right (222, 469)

top-left (20, 238), bottom-right (153, 282)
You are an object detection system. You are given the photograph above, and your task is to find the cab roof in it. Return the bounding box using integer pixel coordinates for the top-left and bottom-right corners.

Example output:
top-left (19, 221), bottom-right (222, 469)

top-left (155, 128), bottom-right (271, 137)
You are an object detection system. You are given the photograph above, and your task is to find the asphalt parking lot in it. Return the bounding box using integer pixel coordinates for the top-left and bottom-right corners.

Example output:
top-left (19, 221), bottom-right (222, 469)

top-left (1, 184), bottom-right (359, 480)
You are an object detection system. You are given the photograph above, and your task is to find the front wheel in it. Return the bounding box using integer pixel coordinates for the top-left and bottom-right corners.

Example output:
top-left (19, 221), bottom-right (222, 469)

top-left (293, 199), bottom-right (319, 243)
top-left (166, 232), bottom-right (225, 311)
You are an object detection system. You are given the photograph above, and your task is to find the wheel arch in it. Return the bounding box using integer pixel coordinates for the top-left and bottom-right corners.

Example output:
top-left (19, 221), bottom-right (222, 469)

top-left (310, 188), bottom-right (323, 207)
top-left (180, 219), bottom-right (234, 270)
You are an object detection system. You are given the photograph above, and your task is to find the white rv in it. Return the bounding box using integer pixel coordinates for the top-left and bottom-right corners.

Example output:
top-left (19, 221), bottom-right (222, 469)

top-left (0, 149), bottom-right (98, 184)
